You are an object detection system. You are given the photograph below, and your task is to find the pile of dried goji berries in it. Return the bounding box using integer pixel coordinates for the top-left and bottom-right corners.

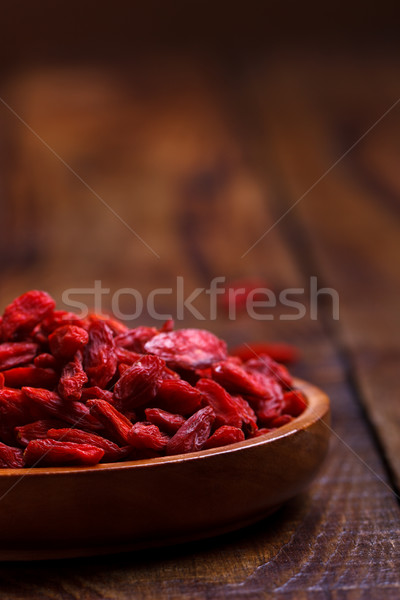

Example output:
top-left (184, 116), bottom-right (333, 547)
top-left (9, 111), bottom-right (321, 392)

top-left (0, 290), bottom-right (306, 468)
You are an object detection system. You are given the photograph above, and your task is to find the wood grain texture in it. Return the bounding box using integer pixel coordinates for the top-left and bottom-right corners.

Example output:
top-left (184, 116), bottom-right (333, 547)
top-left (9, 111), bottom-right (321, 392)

top-left (234, 55), bottom-right (400, 490)
top-left (0, 51), bottom-right (399, 598)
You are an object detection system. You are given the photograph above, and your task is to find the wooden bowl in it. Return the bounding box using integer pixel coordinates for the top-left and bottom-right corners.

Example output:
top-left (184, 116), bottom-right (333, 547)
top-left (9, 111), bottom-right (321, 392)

top-left (0, 379), bottom-right (330, 561)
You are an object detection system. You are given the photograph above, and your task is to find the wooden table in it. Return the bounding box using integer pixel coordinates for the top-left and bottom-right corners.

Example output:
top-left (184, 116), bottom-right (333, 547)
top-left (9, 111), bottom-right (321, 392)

top-left (0, 46), bottom-right (399, 598)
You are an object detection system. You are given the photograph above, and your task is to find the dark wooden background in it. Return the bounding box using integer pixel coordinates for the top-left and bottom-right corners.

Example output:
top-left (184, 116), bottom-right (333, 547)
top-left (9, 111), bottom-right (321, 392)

top-left (0, 2), bottom-right (399, 598)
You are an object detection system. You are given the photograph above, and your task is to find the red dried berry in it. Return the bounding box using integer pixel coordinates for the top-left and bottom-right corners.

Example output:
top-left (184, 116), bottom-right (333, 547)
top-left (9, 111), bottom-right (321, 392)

top-left (58, 355), bottom-right (88, 401)
top-left (230, 395), bottom-right (258, 435)
top-left (156, 379), bottom-right (203, 415)
top-left (115, 326), bottom-right (158, 353)
top-left (47, 428), bottom-right (130, 462)
top-left (87, 399), bottom-right (133, 445)
top-left (83, 320), bottom-right (117, 388)
top-left (114, 347), bottom-right (142, 366)
top-left (48, 325), bottom-right (89, 359)
top-left (113, 355), bottom-right (165, 411)
top-left (15, 419), bottom-right (67, 446)
top-left (2, 290), bottom-right (55, 341)
top-left (159, 319), bottom-right (174, 333)
top-left (166, 406), bottom-right (216, 456)
top-left (0, 388), bottom-right (32, 445)
top-left (245, 355), bottom-right (293, 389)
top-left (22, 387), bottom-right (100, 430)
top-left (230, 342), bottom-right (300, 365)
top-left (203, 425), bottom-right (245, 449)
top-left (41, 310), bottom-right (88, 333)
top-left (2, 366), bottom-right (58, 390)
top-left (0, 441), bottom-right (24, 468)
top-left (161, 366), bottom-right (181, 381)
top-left (282, 390), bottom-right (307, 417)
top-left (218, 278), bottom-right (270, 313)
top-left (80, 386), bottom-right (114, 403)
top-left (196, 379), bottom-right (243, 429)
top-left (144, 329), bottom-right (227, 369)
top-left (127, 422), bottom-right (169, 451)
top-left (0, 342), bottom-right (38, 371)
top-left (270, 414), bottom-right (293, 427)
top-left (34, 353), bottom-right (58, 369)
top-left (212, 360), bottom-right (281, 399)
top-left (89, 314), bottom-right (128, 335)
top-left (254, 397), bottom-right (284, 428)
top-left (24, 439), bottom-right (104, 467)
top-left (144, 408), bottom-right (185, 435)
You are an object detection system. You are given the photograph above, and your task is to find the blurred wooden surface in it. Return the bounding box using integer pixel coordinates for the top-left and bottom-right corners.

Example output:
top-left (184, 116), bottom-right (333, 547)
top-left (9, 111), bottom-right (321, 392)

top-left (0, 47), bottom-right (399, 598)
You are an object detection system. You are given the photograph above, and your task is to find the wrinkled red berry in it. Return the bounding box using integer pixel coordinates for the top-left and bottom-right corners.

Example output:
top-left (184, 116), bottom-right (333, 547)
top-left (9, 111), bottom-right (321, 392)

top-left (24, 439), bottom-right (104, 467)
top-left (2, 291), bottom-right (55, 341)
top-left (166, 406), bottom-right (215, 456)
top-left (113, 355), bottom-right (165, 411)
top-left (83, 321), bottom-right (117, 388)
top-left (144, 329), bottom-right (227, 369)
top-left (203, 426), bottom-right (245, 449)
top-left (49, 325), bottom-right (89, 359)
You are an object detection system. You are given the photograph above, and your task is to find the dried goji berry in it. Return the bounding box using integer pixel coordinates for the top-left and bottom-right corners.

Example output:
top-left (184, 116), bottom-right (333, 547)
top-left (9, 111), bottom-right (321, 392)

top-left (144, 408), bottom-right (185, 434)
top-left (89, 313), bottom-right (128, 335)
top-left (282, 390), bottom-right (307, 417)
top-left (22, 387), bottom-right (100, 430)
top-left (212, 360), bottom-right (281, 399)
top-left (47, 428), bottom-right (130, 462)
top-left (245, 355), bottom-right (293, 389)
top-left (0, 441), bottom-right (24, 468)
top-left (270, 414), bottom-right (293, 428)
top-left (0, 373), bottom-right (4, 388)
top-left (87, 399), bottom-right (133, 445)
top-left (160, 366), bottom-right (181, 381)
top-left (115, 347), bottom-right (142, 366)
top-left (253, 427), bottom-right (273, 437)
top-left (218, 278), bottom-right (271, 313)
top-left (144, 329), bottom-right (227, 369)
top-left (0, 342), bottom-right (38, 371)
top-left (34, 353), bottom-right (58, 369)
top-left (24, 439), bottom-right (104, 467)
top-left (115, 326), bottom-right (158, 353)
top-left (159, 319), bottom-right (174, 333)
top-left (31, 325), bottom-right (48, 346)
top-left (166, 406), bottom-right (215, 456)
top-left (127, 422), bottom-right (169, 451)
top-left (156, 379), bottom-right (203, 415)
top-left (196, 379), bottom-right (243, 428)
top-left (41, 310), bottom-right (88, 333)
top-left (254, 397), bottom-right (284, 428)
top-left (2, 290), bottom-right (55, 341)
top-left (2, 366), bottom-right (58, 389)
top-left (113, 355), bottom-right (165, 411)
top-left (48, 325), bottom-right (89, 359)
top-left (203, 425), bottom-right (245, 449)
top-left (83, 320), bottom-right (117, 388)
top-left (58, 354), bottom-right (88, 401)
top-left (230, 342), bottom-right (300, 364)
top-left (15, 419), bottom-right (66, 446)
top-left (80, 386), bottom-right (114, 403)
top-left (230, 395), bottom-right (258, 435)
top-left (0, 388), bottom-right (32, 445)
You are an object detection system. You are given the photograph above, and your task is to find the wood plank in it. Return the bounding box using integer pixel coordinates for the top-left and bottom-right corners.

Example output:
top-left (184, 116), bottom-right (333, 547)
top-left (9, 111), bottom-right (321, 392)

top-left (236, 54), bottom-right (400, 491)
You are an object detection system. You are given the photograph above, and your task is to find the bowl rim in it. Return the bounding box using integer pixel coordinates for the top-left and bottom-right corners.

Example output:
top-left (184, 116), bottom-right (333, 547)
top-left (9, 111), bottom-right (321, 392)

top-left (0, 378), bottom-right (330, 477)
